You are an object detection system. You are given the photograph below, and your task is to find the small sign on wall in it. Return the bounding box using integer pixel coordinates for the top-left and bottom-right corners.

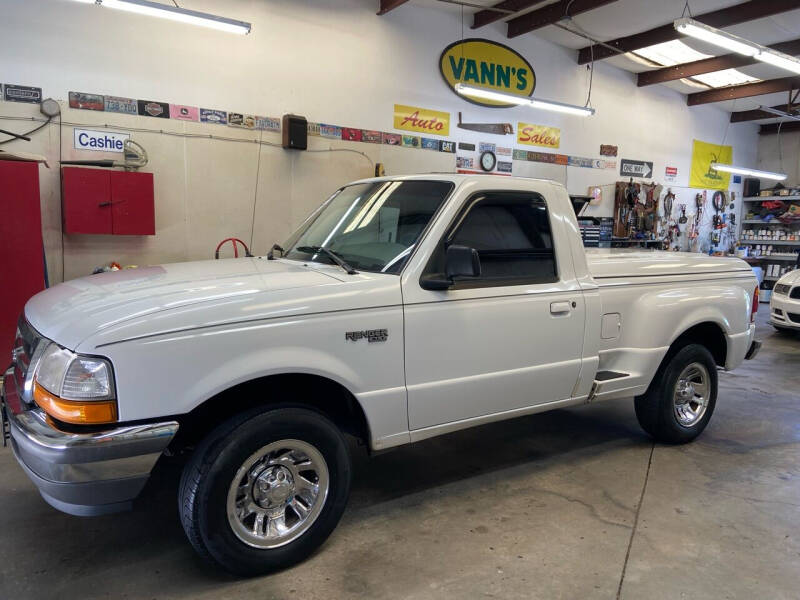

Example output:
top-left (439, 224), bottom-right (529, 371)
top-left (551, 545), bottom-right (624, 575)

top-left (73, 128), bottom-right (130, 153)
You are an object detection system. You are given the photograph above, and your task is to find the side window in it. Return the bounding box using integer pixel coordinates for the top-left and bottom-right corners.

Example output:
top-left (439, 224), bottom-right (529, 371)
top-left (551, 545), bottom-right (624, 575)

top-left (426, 192), bottom-right (558, 288)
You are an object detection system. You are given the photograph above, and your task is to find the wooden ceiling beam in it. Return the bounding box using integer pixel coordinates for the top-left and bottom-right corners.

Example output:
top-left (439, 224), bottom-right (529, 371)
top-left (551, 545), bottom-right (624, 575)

top-left (731, 104), bottom-right (800, 123)
top-left (760, 121), bottom-right (800, 134)
top-left (687, 77), bottom-right (800, 106)
top-left (505, 0), bottom-right (617, 38)
top-left (638, 39), bottom-right (800, 87)
top-left (577, 0), bottom-right (800, 65)
top-left (472, 0), bottom-right (541, 30)
top-left (377, 0), bottom-right (410, 15)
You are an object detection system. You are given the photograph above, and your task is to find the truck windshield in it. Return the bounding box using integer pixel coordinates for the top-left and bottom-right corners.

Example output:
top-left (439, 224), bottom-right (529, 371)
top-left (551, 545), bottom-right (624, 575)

top-left (283, 180), bottom-right (453, 274)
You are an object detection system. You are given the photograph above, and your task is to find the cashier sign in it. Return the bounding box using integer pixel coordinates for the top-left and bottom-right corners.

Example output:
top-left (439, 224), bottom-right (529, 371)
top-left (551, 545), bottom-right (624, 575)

top-left (74, 128), bottom-right (130, 153)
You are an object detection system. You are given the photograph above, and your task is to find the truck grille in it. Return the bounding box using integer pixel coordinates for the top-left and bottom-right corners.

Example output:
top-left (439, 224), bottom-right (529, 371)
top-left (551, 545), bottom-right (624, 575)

top-left (789, 313), bottom-right (800, 324)
top-left (792, 288), bottom-right (800, 300)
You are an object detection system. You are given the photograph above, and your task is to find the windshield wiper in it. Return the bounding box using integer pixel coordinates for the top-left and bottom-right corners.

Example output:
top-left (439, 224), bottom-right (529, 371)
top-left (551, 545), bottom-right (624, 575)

top-left (296, 245), bottom-right (358, 275)
top-left (267, 243), bottom-right (284, 260)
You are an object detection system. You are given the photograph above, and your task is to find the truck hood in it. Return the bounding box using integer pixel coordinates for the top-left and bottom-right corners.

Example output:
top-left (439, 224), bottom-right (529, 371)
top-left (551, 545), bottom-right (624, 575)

top-left (585, 249), bottom-right (752, 279)
top-left (25, 258), bottom-right (344, 349)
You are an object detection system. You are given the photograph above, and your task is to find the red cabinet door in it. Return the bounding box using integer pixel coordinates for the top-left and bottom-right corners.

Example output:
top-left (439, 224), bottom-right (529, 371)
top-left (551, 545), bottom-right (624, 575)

top-left (0, 160), bottom-right (45, 358)
top-left (110, 171), bottom-right (155, 235)
top-left (62, 167), bottom-right (112, 234)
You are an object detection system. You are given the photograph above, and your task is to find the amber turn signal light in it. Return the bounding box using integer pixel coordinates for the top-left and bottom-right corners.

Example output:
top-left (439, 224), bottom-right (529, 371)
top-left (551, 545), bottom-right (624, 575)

top-left (33, 382), bottom-right (118, 425)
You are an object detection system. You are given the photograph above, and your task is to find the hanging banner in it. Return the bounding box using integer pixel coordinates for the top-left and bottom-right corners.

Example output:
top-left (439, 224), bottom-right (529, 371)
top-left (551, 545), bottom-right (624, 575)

top-left (440, 39), bottom-right (535, 108)
top-left (690, 139), bottom-right (732, 190)
top-left (393, 104), bottom-right (450, 136)
top-left (517, 122), bottom-right (560, 148)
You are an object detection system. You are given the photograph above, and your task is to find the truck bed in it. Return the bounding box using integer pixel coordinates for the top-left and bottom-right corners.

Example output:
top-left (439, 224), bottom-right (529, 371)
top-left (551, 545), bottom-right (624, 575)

top-left (585, 248), bottom-right (752, 280)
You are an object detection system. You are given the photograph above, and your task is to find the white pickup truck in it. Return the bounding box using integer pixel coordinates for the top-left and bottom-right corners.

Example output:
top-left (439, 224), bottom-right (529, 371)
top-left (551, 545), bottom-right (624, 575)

top-left (2, 174), bottom-right (761, 574)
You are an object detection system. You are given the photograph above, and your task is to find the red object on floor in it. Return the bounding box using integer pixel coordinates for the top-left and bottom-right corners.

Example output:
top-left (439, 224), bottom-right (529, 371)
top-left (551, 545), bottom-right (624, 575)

top-left (0, 160), bottom-right (46, 358)
top-left (62, 167), bottom-right (154, 235)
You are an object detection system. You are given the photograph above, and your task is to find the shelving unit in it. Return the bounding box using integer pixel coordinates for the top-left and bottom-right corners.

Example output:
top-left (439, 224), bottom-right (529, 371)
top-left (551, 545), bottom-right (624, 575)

top-left (741, 196), bottom-right (799, 284)
top-left (741, 239), bottom-right (800, 245)
top-left (743, 195), bottom-right (800, 202)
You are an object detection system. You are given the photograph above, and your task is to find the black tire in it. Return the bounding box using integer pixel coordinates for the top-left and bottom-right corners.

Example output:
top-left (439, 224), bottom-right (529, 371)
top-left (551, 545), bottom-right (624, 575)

top-left (179, 406), bottom-right (351, 576)
top-left (634, 344), bottom-right (718, 444)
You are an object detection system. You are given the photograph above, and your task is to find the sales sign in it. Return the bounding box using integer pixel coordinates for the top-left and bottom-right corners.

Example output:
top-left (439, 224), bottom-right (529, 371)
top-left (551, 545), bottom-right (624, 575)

top-left (393, 104), bottom-right (450, 136)
top-left (73, 128), bottom-right (129, 153)
top-left (620, 159), bottom-right (653, 179)
top-left (517, 122), bottom-right (560, 148)
top-left (440, 39), bottom-right (535, 108)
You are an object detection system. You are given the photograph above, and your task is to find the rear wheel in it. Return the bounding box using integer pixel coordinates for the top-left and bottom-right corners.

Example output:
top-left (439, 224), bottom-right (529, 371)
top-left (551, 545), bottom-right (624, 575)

top-left (634, 344), bottom-right (717, 444)
top-left (179, 407), bottom-right (351, 575)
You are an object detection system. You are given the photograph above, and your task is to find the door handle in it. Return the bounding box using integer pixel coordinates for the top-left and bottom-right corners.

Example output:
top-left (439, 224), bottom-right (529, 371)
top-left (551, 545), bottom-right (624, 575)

top-left (550, 301), bottom-right (572, 314)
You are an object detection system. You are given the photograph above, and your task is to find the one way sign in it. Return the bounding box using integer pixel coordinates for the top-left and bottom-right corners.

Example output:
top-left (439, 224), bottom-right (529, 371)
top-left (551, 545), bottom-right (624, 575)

top-left (620, 159), bottom-right (653, 179)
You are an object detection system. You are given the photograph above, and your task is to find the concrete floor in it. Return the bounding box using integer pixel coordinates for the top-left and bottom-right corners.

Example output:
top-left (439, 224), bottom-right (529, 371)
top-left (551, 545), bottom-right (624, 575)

top-left (1, 310), bottom-right (799, 599)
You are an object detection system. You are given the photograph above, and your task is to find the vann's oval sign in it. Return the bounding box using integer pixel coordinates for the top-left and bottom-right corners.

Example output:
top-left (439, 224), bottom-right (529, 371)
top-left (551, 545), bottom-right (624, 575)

top-left (440, 39), bottom-right (536, 108)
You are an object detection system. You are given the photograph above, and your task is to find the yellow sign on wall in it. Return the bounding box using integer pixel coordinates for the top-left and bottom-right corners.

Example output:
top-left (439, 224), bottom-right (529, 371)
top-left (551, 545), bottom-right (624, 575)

top-left (690, 139), bottom-right (732, 190)
top-left (440, 39), bottom-right (536, 108)
top-left (517, 122), bottom-right (560, 149)
top-left (393, 104), bottom-right (450, 136)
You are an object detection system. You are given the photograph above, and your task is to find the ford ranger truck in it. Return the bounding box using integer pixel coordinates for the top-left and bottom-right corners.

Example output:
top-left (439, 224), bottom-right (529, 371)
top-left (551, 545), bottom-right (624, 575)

top-left (2, 175), bottom-right (761, 575)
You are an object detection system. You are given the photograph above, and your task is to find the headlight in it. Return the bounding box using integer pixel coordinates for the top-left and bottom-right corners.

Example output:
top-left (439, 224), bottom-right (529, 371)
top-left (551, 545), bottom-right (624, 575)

top-left (32, 342), bottom-right (117, 425)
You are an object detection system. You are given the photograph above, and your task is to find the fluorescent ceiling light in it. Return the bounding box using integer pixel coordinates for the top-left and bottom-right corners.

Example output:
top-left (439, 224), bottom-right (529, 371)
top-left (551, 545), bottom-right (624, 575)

top-left (675, 17), bottom-right (800, 77)
top-left (711, 163), bottom-right (787, 181)
top-left (70, 0), bottom-right (251, 35)
top-left (757, 105), bottom-right (800, 122)
top-left (454, 83), bottom-right (595, 117)
top-left (755, 50), bottom-right (800, 75)
top-left (674, 18), bottom-right (759, 56)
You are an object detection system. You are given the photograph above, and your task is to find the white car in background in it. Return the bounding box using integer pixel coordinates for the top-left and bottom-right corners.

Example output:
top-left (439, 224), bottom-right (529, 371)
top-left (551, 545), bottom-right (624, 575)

top-left (770, 269), bottom-right (800, 333)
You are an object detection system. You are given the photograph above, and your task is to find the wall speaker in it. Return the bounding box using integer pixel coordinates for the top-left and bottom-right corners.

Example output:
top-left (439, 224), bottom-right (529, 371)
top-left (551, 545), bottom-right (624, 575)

top-left (743, 177), bottom-right (760, 198)
top-left (282, 114), bottom-right (307, 150)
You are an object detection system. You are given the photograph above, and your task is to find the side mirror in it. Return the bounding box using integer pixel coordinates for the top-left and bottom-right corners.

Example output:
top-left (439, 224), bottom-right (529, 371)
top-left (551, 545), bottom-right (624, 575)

top-left (420, 245), bottom-right (481, 290)
top-left (446, 245), bottom-right (481, 279)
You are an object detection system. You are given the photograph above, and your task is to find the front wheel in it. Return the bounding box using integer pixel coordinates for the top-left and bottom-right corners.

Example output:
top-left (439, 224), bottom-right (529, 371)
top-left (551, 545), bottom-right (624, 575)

top-left (634, 344), bottom-right (718, 444)
top-left (179, 407), bottom-right (352, 575)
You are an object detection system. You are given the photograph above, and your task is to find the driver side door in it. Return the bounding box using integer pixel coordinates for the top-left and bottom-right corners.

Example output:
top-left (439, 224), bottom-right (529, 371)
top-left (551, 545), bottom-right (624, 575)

top-left (401, 190), bottom-right (586, 433)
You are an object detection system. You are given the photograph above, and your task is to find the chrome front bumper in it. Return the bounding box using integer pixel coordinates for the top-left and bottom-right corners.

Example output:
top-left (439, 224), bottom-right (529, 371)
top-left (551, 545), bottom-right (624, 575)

top-left (2, 367), bottom-right (178, 516)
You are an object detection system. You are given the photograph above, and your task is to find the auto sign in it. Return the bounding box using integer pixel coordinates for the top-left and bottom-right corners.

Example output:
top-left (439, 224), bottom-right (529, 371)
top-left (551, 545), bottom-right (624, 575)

top-left (440, 39), bottom-right (535, 108)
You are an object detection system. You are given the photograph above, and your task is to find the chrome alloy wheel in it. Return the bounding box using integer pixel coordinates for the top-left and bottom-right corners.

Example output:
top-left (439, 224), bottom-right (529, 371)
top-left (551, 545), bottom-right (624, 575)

top-left (673, 362), bottom-right (711, 427)
top-left (226, 439), bottom-right (329, 549)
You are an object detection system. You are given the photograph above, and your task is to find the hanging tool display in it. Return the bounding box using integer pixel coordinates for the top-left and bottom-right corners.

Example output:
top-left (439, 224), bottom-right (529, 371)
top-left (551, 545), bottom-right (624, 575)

top-left (613, 178), bottom-right (663, 240)
top-left (712, 190), bottom-right (726, 229)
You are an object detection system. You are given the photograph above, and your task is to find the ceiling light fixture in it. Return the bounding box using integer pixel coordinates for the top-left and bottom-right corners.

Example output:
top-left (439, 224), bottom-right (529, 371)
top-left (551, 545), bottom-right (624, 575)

top-left (70, 0), bottom-right (251, 35)
top-left (673, 18), bottom-right (759, 56)
top-left (454, 83), bottom-right (595, 117)
top-left (710, 163), bottom-right (787, 181)
top-left (674, 17), bottom-right (800, 75)
top-left (755, 50), bottom-right (800, 75)
top-left (757, 105), bottom-right (800, 122)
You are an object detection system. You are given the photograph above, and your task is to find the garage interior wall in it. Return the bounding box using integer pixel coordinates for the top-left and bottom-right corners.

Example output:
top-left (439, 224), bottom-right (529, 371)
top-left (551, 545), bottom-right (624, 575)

top-left (758, 131), bottom-right (800, 184)
top-left (0, 0), bottom-right (759, 284)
